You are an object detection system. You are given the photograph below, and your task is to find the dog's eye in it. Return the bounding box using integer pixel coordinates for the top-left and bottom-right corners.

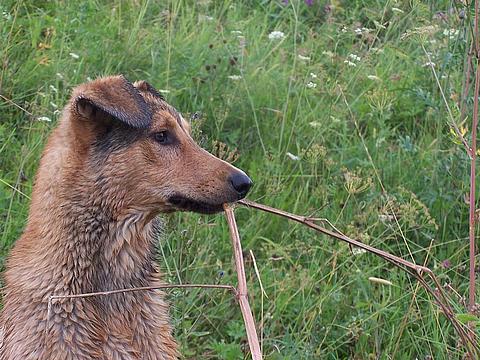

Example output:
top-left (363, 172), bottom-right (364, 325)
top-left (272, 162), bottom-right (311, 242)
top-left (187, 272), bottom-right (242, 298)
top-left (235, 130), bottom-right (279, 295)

top-left (153, 131), bottom-right (169, 144)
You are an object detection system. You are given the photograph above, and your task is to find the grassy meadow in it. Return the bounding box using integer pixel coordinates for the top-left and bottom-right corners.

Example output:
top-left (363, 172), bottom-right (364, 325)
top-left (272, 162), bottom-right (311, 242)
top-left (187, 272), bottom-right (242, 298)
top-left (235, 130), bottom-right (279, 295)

top-left (1, 0), bottom-right (479, 358)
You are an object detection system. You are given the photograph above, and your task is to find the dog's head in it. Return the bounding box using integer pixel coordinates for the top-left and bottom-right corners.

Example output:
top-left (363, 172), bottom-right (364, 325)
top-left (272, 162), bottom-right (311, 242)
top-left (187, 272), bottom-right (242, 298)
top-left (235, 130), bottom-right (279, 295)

top-left (66, 75), bottom-right (252, 215)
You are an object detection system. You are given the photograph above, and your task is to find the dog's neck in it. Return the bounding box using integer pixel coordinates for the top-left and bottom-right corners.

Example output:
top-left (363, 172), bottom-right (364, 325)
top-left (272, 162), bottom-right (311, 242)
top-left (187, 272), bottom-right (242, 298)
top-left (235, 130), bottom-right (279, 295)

top-left (58, 198), bottom-right (159, 294)
top-left (24, 166), bottom-right (160, 297)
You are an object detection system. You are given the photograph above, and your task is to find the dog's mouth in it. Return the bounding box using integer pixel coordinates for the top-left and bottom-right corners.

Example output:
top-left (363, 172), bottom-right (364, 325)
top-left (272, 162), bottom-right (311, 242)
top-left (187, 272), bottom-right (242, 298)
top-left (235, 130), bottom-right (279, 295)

top-left (167, 195), bottom-right (226, 214)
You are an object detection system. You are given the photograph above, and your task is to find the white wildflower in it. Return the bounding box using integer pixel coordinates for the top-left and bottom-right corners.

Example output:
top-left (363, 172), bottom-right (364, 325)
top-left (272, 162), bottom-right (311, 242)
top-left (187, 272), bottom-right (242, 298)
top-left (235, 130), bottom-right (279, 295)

top-left (367, 75), bottom-right (381, 81)
top-left (56, 72), bottom-right (64, 79)
top-left (231, 30), bottom-right (242, 35)
top-left (268, 31), bottom-right (285, 40)
top-left (355, 27), bottom-right (371, 35)
top-left (37, 116), bottom-right (52, 122)
top-left (423, 61), bottom-right (436, 68)
top-left (322, 50), bottom-right (334, 58)
top-left (286, 152), bottom-right (300, 161)
top-left (306, 81), bottom-right (317, 89)
top-left (340, 26), bottom-right (348, 33)
top-left (443, 28), bottom-right (459, 40)
top-left (352, 248), bottom-right (367, 256)
top-left (2, 10), bottom-right (12, 20)
top-left (344, 60), bottom-right (357, 67)
top-left (298, 54), bottom-right (311, 61)
top-left (310, 72), bottom-right (317, 79)
top-left (228, 75), bottom-right (242, 80)
top-left (348, 53), bottom-right (361, 62)
top-left (392, 7), bottom-right (404, 13)
top-left (368, 277), bottom-right (393, 286)
top-left (69, 52), bottom-right (80, 59)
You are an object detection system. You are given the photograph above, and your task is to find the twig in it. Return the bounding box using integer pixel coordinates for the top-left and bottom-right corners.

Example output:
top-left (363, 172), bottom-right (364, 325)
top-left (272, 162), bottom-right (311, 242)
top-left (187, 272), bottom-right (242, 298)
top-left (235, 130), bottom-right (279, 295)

top-left (238, 199), bottom-right (480, 358)
top-left (0, 94), bottom-right (33, 116)
top-left (469, 0), bottom-right (480, 312)
top-left (224, 204), bottom-right (263, 360)
top-left (48, 284), bottom-right (236, 303)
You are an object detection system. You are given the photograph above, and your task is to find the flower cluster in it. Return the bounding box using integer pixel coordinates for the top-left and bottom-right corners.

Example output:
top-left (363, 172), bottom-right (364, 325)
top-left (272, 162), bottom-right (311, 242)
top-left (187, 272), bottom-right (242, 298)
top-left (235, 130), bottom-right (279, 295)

top-left (306, 72), bottom-right (318, 89)
top-left (443, 28), bottom-right (459, 40)
top-left (344, 53), bottom-right (361, 67)
top-left (268, 31), bottom-right (285, 40)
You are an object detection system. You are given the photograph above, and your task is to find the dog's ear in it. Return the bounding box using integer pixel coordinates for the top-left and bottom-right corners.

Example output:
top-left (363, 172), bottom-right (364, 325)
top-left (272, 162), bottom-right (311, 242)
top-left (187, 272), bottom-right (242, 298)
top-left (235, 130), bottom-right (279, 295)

top-left (72, 75), bottom-right (152, 129)
top-left (133, 80), bottom-right (165, 101)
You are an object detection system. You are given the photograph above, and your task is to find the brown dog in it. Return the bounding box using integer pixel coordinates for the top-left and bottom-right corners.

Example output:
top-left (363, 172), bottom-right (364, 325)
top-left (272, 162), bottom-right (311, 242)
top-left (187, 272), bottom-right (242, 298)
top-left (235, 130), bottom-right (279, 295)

top-left (0, 75), bottom-right (252, 359)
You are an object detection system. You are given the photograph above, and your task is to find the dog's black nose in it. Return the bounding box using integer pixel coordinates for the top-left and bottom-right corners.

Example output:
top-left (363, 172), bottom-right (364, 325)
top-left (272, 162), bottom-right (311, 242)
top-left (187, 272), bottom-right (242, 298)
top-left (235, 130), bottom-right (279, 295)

top-left (229, 172), bottom-right (253, 198)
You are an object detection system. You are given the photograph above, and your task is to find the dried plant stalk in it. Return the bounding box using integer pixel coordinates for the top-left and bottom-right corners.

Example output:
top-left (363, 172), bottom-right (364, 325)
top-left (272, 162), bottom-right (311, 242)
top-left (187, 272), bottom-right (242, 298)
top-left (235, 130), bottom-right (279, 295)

top-left (223, 204), bottom-right (263, 360)
top-left (238, 199), bottom-right (480, 359)
top-left (49, 284), bottom-right (236, 303)
top-left (469, 0), bottom-right (480, 312)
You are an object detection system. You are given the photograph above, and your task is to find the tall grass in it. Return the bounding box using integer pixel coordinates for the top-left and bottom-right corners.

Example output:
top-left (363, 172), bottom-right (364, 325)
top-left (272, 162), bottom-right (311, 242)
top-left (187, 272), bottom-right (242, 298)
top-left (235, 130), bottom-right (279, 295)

top-left (0, 0), bottom-right (478, 358)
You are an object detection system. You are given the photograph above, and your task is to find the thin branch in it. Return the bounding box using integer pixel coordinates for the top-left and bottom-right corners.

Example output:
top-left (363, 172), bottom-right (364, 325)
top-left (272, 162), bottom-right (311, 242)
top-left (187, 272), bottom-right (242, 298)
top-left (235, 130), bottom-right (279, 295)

top-left (48, 284), bottom-right (236, 303)
top-left (239, 200), bottom-right (430, 274)
top-left (238, 199), bottom-right (480, 358)
top-left (46, 283), bottom-right (237, 345)
top-left (469, 0), bottom-right (480, 311)
top-left (224, 204), bottom-right (263, 360)
top-left (0, 94), bottom-right (33, 116)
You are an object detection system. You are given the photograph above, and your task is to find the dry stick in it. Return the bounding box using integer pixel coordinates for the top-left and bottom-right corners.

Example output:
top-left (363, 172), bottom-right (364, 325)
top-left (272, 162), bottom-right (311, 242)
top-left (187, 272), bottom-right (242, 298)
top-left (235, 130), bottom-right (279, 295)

top-left (238, 200), bottom-right (480, 358)
top-left (0, 94), bottom-right (33, 116)
top-left (46, 283), bottom-right (238, 343)
top-left (223, 204), bottom-right (263, 360)
top-left (48, 284), bottom-right (236, 304)
top-left (469, 59), bottom-right (480, 311)
top-left (469, 0), bottom-right (480, 312)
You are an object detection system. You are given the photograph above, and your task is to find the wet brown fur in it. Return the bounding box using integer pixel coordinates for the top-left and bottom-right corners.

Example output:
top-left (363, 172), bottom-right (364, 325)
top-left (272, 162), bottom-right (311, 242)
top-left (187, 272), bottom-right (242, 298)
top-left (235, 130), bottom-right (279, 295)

top-left (0, 76), bottom-right (250, 359)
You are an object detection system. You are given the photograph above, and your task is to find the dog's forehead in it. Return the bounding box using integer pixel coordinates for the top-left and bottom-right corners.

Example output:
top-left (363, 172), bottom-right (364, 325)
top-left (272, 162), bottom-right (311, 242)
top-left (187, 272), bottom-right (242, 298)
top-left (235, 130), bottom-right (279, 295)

top-left (151, 108), bottom-right (181, 129)
top-left (138, 95), bottom-right (182, 128)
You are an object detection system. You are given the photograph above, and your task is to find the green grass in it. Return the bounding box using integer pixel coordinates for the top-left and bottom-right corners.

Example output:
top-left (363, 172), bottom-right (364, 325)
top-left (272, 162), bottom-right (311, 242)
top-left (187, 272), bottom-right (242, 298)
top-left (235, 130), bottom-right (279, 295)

top-left (1, 0), bottom-right (479, 358)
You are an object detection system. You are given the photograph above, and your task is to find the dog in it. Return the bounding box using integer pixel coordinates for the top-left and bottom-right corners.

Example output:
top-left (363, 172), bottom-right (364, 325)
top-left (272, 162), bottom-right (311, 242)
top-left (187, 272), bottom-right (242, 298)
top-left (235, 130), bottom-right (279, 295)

top-left (0, 75), bottom-right (252, 359)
